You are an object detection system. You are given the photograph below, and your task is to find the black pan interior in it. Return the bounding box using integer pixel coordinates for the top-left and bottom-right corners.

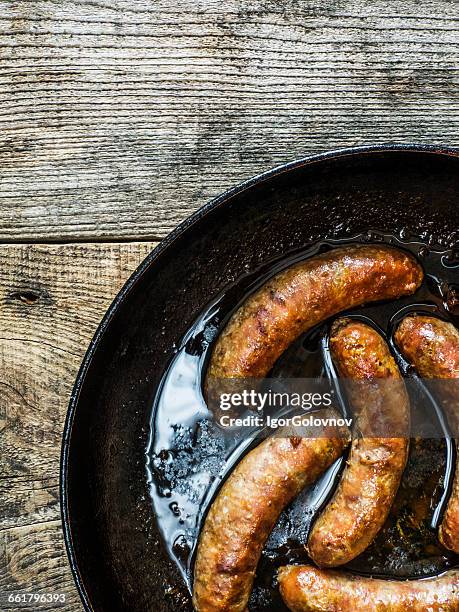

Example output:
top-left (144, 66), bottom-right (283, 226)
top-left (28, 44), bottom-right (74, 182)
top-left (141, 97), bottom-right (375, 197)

top-left (61, 147), bottom-right (459, 611)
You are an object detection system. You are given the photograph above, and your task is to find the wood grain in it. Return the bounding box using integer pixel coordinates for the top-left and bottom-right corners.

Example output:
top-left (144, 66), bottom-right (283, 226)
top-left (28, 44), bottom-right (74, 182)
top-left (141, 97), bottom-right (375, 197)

top-left (0, 0), bottom-right (457, 241)
top-left (1, 522), bottom-right (82, 611)
top-left (0, 242), bottom-right (155, 610)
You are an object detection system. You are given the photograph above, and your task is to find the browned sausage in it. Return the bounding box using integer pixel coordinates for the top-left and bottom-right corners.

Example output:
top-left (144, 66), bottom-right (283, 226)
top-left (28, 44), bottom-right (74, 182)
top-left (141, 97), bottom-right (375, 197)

top-left (395, 315), bottom-right (459, 553)
top-left (193, 246), bottom-right (422, 611)
top-left (192, 417), bottom-right (348, 612)
top-left (278, 564), bottom-right (459, 611)
top-left (307, 319), bottom-right (410, 567)
top-left (208, 245), bottom-right (423, 380)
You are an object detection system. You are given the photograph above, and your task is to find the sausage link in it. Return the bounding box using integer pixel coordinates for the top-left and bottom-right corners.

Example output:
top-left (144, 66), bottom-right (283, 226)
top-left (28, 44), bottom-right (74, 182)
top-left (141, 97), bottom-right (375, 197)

top-left (194, 246), bottom-right (422, 610)
top-left (395, 315), bottom-right (459, 553)
top-left (208, 245), bottom-right (423, 380)
top-left (307, 320), bottom-right (410, 567)
top-left (278, 565), bottom-right (459, 611)
top-left (192, 421), bottom-right (348, 612)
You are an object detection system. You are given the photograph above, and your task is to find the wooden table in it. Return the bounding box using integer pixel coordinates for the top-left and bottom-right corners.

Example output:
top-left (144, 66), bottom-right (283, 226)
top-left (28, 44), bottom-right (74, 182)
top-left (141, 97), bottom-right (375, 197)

top-left (0, 1), bottom-right (457, 610)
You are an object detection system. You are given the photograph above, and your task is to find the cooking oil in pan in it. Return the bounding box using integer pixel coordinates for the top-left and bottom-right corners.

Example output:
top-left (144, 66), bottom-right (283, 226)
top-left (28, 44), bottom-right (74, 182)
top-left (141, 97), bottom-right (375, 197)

top-left (146, 232), bottom-right (459, 610)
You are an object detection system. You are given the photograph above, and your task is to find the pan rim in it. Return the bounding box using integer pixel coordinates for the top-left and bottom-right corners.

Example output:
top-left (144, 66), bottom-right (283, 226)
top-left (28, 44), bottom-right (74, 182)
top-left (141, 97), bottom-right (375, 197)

top-left (60, 142), bottom-right (459, 612)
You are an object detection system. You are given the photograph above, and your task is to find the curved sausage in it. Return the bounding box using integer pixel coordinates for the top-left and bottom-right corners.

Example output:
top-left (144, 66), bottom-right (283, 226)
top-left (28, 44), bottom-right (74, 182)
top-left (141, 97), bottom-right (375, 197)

top-left (307, 319), bottom-right (410, 567)
top-left (193, 246), bottom-right (422, 610)
top-left (395, 315), bottom-right (459, 553)
top-left (278, 564), bottom-right (459, 611)
top-left (208, 245), bottom-right (423, 380)
top-left (192, 417), bottom-right (348, 612)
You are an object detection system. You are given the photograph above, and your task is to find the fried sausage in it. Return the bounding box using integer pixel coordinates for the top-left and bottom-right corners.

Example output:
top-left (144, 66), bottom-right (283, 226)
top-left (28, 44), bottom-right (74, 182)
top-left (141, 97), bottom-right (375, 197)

top-left (192, 418), bottom-right (348, 612)
top-left (307, 320), bottom-right (410, 567)
top-left (193, 246), bottom-right (422, 610)
top-left (278, 564), bottom-right (459, 611)
top-left (395, 315), bottom-right (459, 553)
top-left (208, 245), bottom-right (423, 381)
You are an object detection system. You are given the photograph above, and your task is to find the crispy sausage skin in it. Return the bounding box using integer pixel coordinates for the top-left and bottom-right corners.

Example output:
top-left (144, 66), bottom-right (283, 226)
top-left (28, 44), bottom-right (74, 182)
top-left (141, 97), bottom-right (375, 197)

top-left (208, 245), bottom-right (423, 380)
top-left (192, 423), bottom-right (348, 612)
top-left (193, 246), bottom-right (422, 610)
top-left (395, 315), bottom-right (459, 553)
top-left (307, 320), bottom-right (410, 567)
top-left (278, 565), bottom-right (459, 612)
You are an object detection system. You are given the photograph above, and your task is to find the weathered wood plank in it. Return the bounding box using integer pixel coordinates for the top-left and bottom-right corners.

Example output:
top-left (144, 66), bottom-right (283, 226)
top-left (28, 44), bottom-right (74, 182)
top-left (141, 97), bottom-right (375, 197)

top-left (0, 242), bottom-right (155, 481)
top-left (0, 522), bottom-right (82, 611)
top-left (0, 242), bottom-right (155, 609)
top-left (0, 477), bottom-right (59, 532)
top-left (0, 0), bottom-right (457, 241)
